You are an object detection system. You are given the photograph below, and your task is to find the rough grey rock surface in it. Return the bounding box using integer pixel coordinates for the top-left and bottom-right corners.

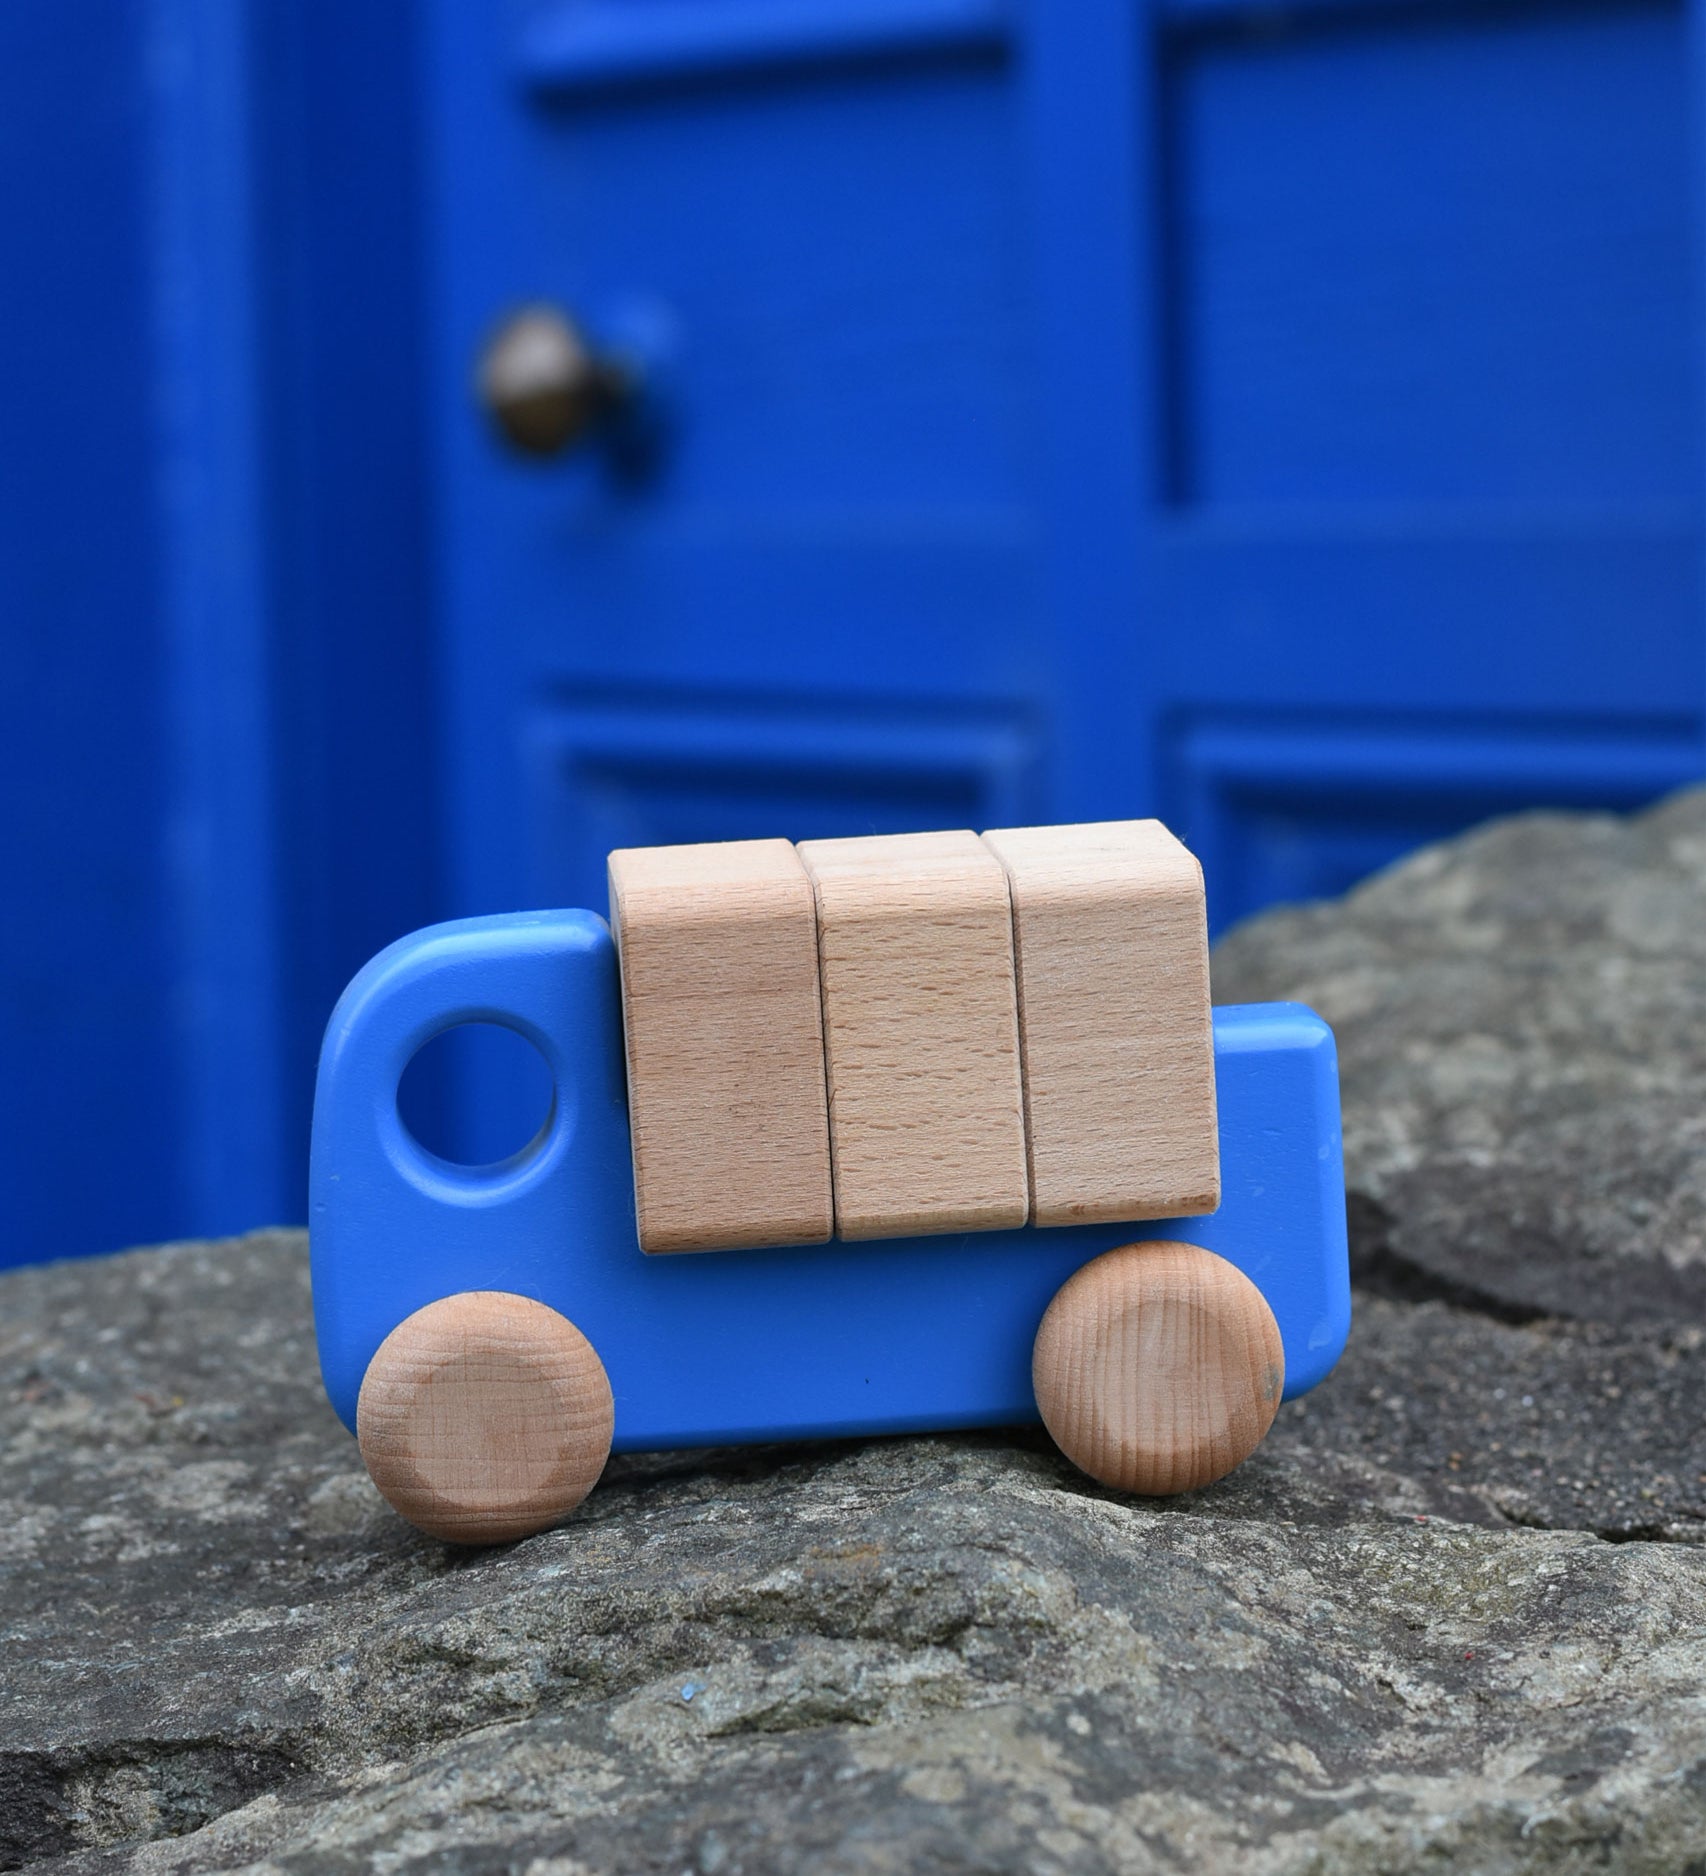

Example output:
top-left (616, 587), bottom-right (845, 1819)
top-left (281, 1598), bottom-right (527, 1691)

top-left (1214, 786), bottom-right (1706, 1330)
top-left (5, 789), bottom-right (1706, 1873)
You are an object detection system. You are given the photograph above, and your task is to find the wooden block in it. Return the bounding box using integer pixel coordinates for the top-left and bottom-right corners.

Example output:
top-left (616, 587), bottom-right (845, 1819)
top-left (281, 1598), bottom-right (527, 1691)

top-left (358, 1291), bottom-right (615, 1544)
top-left (796, 829), bottom-right (1028, 1240)
top-left (981, 819), bottom-right (1218, 1226)
top-left (1032, 1241), bottom-right (1283, 1494)
top-left (608, 838), bottom-right (833, 1254)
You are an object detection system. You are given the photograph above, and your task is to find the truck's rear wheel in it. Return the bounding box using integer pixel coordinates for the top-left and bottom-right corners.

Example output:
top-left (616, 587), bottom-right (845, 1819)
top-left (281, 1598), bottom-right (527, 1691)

top-left (357, 1290), bottom-right (613, 1544)
top-left (1032, 1241), bottom-right (1284, 1494)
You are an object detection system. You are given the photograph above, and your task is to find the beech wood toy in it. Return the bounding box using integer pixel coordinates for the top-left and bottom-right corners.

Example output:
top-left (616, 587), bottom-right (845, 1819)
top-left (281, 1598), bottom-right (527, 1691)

top-left (311, 821), bottom-right (1350, 1545)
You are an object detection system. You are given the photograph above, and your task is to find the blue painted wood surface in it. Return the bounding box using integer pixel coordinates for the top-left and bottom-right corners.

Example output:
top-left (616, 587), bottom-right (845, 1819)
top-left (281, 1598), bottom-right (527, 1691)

top-left (4, 0), bottom-right (1704, 1261)
top-left (0, 0), bottom-right (180, 1264)
top-left (0, 0), bottom-right (436, 1266)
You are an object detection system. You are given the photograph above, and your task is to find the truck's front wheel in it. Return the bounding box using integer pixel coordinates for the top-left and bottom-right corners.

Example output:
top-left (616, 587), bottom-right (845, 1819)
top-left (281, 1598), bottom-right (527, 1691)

top-left (357, 1290), bottom-right (614, 1544)
top-left (1033, 1241), bottom-right (1284, 1494)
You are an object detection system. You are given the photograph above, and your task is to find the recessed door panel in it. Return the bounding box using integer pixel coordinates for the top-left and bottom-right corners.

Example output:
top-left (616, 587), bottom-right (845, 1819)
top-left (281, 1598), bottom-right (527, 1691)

top-left (1168, 0), bottom-right (1693, 507)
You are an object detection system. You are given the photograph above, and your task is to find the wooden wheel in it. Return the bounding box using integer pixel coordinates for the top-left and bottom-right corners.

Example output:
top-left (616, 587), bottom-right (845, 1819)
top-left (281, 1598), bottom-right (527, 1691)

top-left (1032, 1241), bottom-right (1284, 1495)
top-left (357, 1291), bottom-right (614, 1544)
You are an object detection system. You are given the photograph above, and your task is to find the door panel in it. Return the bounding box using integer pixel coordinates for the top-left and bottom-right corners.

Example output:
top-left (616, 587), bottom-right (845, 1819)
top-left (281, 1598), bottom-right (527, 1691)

top-left (1173, 713), bottom-right (1706, 930)
top-left (1168, 1), bottom-right (1692, 508)
top-left (524, 689), bottom-right (1042, 907)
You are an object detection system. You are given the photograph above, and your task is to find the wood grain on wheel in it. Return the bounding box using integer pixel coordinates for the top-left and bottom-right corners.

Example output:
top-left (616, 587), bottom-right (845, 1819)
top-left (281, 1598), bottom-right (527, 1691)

top-left (1032, 1241), bottom-right (1284, 1495)
top-left (357, 1291), bottom-right (614, 1544)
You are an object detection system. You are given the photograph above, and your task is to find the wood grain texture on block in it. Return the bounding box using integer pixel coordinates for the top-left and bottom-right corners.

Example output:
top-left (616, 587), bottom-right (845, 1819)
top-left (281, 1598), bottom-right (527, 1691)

top-left (1032, 1241), bottom-right (1283, 1495)
top-left (357, 1291), bottom-right (615, 1544)
top-left (796, 829), bottom-right (1028, 1240)
top-left (609, 838), bottom-right (832, 1254)
top-left (981, 819), bottom-right (1219, 1226)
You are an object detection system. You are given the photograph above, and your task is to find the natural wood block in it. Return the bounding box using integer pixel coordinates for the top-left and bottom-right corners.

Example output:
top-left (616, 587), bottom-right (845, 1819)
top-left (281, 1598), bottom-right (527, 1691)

top-left (981, 819), bottom-right (1219, 1226)
top-left (796, 829), bottom-right (1029, 1240)
top-left (609, 838), bottom-right (833, 1254)
top-left (358, 1291), bottom-right (614, 1544)
top-left (1032, 1241), bottom-right (1283, 1494)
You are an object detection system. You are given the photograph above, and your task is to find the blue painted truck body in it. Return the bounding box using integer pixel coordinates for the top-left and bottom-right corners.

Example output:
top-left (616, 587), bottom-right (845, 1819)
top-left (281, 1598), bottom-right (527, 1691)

top-left (310, 910), bottom-right (1350, 1451)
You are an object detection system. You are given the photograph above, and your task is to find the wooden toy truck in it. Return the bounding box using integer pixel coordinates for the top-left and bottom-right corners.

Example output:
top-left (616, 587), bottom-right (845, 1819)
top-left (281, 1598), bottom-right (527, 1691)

top-left (311, 823), bottom-right (1350, 1544)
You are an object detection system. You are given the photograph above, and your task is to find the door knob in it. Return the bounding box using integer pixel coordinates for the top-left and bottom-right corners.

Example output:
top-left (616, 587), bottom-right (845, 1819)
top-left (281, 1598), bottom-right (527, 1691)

top-left (476, 305), bottom-right (635, 457)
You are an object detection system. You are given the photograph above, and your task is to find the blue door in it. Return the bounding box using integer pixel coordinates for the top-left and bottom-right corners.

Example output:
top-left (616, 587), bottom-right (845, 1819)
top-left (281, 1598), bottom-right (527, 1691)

top-left (419, 0), bottom-right (1703, 1155)
top-left (5, 0), bottom-right (1702, 1261)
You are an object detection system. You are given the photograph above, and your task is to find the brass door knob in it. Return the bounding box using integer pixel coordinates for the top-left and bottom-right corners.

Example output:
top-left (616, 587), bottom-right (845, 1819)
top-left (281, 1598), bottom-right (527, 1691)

top-left (476, 305), bottom-right (634, 457)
